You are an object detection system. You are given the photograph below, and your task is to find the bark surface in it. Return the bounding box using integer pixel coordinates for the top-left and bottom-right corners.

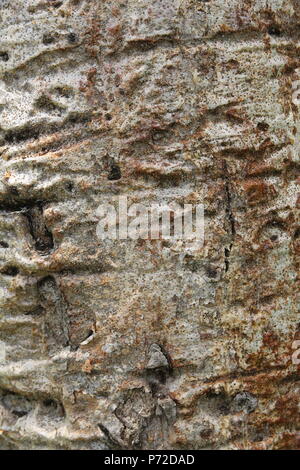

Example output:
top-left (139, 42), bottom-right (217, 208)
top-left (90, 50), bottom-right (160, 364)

top-left (0, 0), bottom-right (299, 450)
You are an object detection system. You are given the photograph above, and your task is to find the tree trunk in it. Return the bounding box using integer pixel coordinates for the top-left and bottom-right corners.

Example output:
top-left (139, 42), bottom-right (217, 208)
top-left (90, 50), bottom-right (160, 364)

top-left (0, 0), bottom-right (299, 450)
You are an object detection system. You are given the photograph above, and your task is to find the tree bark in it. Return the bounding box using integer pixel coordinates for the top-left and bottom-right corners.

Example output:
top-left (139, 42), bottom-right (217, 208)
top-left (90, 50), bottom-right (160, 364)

top-left (0, 0), bottom-right (299, 450)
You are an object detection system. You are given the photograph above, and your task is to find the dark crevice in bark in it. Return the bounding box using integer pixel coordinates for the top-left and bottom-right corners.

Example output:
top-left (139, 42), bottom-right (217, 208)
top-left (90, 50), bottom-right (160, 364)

top-left (1, 266), bottom-right (19, 276)
top-left (42, 398), bottom-right (66, 418)
top-left (0, 389), bottom-right (35, 418)
top-left (2, 111), bottom-right (93, 145)
top-left (24, 306), bottom-right (44, 316)
top-left (0, 197), bottom-right (54, 254)
top-left (123, 37), bottom-right (176, 54)
top-left (0, 194), bottom-right (47, 213)
top-left (223, 162), bottom-right (236, 273)
top-left (97, 423), bottom-right (125, 450)
top-left (24, 204), bottom-right (54, 253)
top-left (107, 162), bottom-right (122, 181)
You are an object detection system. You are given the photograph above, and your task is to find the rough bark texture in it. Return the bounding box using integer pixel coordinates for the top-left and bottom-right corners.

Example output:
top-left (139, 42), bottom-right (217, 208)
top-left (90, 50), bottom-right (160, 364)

top-left (0, 0), bottom-right (299, 450)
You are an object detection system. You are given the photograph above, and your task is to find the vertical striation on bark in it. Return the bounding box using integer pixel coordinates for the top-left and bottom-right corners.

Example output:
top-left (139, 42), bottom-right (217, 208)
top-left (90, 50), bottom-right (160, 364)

top-left (0, 0), bottom-right (299, 450)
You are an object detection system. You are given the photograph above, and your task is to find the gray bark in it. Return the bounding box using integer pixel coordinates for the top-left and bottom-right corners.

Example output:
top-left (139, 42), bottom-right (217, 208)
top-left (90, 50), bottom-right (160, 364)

top-left (0, 0), bottom-right (299, 450)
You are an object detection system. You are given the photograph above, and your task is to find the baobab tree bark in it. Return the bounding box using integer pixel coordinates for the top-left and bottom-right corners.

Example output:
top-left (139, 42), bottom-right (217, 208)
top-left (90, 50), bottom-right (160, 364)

top-left (0, 0), bottom-right (299, 450)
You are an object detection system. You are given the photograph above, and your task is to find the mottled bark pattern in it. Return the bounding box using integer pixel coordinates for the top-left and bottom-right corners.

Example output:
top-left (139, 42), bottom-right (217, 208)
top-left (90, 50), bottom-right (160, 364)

top-left (0, 0), bottom-right (299, 450)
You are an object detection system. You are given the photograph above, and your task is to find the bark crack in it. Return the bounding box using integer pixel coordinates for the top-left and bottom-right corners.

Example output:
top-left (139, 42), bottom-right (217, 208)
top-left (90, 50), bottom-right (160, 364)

top-left (25, 204), bottom-right (54, 253)
top-left (223, 162), bottom-right (236, 273)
